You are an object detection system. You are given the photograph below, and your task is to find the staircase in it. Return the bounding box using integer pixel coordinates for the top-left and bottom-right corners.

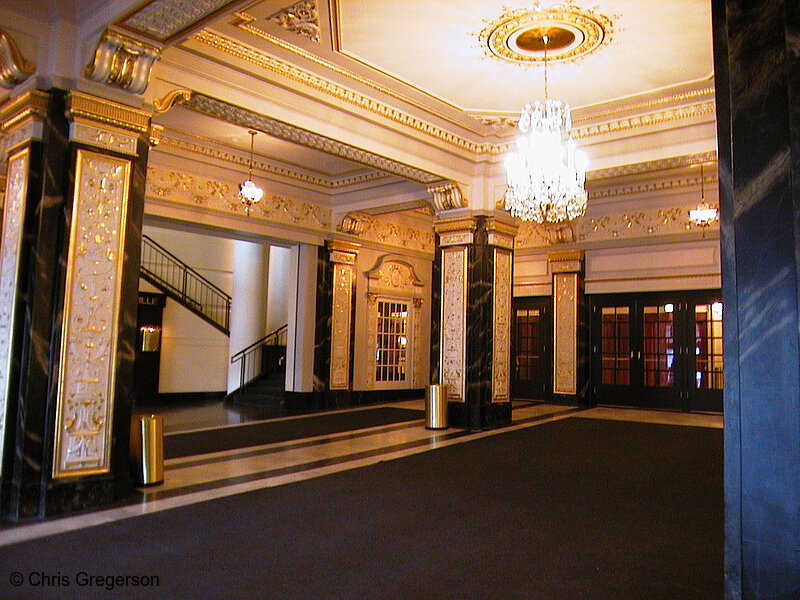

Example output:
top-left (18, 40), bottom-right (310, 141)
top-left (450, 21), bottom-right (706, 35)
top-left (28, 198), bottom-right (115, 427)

top-left (227, 325), bottom-right (288, 405)
top-left (140, 235), bottom-right (231, 335)
top-left (139, 235), bottom-right (287, 402)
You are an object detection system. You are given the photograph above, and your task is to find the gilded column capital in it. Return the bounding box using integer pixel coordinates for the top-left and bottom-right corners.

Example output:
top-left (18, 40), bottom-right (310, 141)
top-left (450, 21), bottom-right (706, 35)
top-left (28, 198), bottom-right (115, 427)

top-left (1, 90), bottom-right (49, 134)
top-left (434, 216), bottom-right (477, 247)
top-left (427, 180), bottom-right (467, 212)
top-left (85, 29), bottom-right (162, 95)
top-left (65, 91), bottom-right (152, 156)
top-left (548, 249), bottom-right (584, 274)
top-left (0, 28), bottom-right (36, 90)
top-left (326, 239), bottom-right (360, 264)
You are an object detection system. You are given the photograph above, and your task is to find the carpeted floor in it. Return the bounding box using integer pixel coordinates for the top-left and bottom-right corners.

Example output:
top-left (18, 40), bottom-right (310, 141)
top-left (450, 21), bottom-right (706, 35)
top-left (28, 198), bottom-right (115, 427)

top-left (0, 417), bottom-right (723, 599)
top-left (164, 406), bottom-right (425, 459)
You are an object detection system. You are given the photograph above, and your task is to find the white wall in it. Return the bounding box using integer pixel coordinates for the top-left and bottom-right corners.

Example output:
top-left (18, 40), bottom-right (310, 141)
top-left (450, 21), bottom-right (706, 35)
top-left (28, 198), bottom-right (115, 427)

top-left (266, 246), bottom-right (291, 334)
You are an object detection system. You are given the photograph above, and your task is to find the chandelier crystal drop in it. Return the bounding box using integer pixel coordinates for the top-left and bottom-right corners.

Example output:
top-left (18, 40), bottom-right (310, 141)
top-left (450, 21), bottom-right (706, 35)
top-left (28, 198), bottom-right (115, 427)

top-left (688, 162), bottom-right (719, 227)
top-left (504, 35), bottom-right (588, 223)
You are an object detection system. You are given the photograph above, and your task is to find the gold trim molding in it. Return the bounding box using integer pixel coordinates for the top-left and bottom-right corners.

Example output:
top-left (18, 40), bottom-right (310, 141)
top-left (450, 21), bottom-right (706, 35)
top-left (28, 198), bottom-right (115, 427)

top-left (66, 91), bottom-right (151, 135)
top-left (53, 149), bottom-right (130, 477)
top-left (1, 90), bottom-right (49, 134)
top-left (0, 27), bottom-right (36, 89)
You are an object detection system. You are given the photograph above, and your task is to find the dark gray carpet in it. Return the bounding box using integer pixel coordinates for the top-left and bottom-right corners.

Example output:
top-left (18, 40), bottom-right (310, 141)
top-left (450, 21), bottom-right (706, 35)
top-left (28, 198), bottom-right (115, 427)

top-left (0, 417), bottom-right (723, 599)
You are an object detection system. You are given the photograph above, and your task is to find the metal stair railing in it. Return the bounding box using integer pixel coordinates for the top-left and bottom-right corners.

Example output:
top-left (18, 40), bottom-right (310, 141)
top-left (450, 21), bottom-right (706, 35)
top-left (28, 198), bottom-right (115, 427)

top-left (140, 235), bottom-right (231, 335)
top-left (230, 324), bottom-right (288, 390)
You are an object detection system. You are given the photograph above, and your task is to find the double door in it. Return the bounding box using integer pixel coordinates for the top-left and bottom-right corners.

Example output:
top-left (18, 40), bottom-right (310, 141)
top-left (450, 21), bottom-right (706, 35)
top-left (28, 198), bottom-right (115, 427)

top-left (592, 291), bottom-right (723, 412)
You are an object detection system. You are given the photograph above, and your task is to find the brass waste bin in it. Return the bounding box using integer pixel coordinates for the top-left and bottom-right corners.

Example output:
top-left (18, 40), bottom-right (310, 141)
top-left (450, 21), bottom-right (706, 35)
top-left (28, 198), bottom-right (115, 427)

top-left (130, 414), bottom-right (164, 486)
top-left (425, 384), bottom-right (448, 429)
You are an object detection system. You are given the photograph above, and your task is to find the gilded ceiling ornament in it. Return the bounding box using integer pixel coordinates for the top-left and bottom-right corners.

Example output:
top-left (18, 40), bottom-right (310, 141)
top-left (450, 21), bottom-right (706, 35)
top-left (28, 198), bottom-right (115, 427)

top-left (153, 88), bottom-right (193, 112)
top-left (478, 1), bottom-right (614, 64)
top-left (268, 0), bottom-right (320, 42)
top-left (85, 30), bottom-right (162, 94)
top-left (427, 181), bottom-right (466, 212)
top-left (0, 28), bottom-right (36, 89)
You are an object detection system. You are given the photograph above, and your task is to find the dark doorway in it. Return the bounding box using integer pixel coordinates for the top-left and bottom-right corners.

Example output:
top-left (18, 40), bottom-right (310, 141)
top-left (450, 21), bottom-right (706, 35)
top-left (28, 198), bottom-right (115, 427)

top-left (511, 296), bottom-right (552, 400)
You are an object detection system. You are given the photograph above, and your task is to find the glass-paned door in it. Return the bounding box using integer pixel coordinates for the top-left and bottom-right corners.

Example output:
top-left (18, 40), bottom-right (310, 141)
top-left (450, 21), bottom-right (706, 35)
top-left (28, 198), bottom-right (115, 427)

top-left (376, 300), bottom-right (409, 387)
top-left (512, 296), bottom-right (551, 399)
top-left (592, 291), bottom-right (723, 412)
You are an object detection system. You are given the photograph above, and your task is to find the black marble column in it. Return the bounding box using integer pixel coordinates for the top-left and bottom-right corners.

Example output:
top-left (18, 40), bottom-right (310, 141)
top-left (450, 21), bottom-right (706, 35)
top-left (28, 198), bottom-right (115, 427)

top-left (713, 1), bottom-right (800, 597)
top-left (434, 214), bottom-right (515, 431)
top-left (0, 88), bottom-right (150, 520)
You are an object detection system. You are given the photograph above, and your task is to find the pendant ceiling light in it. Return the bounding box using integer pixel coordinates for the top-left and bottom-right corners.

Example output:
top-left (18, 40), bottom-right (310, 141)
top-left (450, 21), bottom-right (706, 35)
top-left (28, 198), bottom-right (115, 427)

top-left (239, 130), bottom-right (264, 215)
top-left (504, 34), bottom-right (588, 223)
top-left (688, 162), bottom-right (719, 228)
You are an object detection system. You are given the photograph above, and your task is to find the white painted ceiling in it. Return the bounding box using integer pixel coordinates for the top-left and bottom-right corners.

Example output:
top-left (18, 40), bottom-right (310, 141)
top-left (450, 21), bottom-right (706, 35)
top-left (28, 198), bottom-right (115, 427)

top-left (332, 0), bottom-right (714, 114)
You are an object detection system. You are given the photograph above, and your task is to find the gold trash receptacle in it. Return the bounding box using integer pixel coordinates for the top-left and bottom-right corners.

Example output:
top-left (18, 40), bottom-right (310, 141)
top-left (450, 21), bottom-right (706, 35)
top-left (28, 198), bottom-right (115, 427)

top-left (130, 414), bottom-right (164, 486)
top-left (425, 384), bottom-right (448, 429)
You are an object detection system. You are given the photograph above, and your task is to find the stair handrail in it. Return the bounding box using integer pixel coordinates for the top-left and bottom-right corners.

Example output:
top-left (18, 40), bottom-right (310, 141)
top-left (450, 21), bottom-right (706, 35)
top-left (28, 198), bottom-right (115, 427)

top-left (231, 324), bottom-right (288, 389)
top-left (140, 235), bottom-right (232, 333)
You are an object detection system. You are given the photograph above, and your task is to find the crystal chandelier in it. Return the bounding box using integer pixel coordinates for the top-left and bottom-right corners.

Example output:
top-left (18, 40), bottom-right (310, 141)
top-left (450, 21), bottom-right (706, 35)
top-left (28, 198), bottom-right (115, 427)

top-left (504, 35), bottom-right (588, 223)
top-left (239, 130), bottom-right (263, 215)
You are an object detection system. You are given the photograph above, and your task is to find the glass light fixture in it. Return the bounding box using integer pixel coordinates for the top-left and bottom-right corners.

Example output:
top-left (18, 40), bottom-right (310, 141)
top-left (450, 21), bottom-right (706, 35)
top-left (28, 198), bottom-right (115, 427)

top-left (688, 163), bottom-right (719, 227)
top-left (239, 130), bottom-right (264, 215)
top-left (505, 35), bottom-right (588, 223)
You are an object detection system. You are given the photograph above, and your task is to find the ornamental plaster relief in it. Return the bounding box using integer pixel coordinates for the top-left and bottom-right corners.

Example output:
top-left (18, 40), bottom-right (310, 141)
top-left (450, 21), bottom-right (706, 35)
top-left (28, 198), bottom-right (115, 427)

top-left (515, 204), bottom-right (717, 248)
top-left (356, 215), bottom-right (435, 254)
top-left (145, 164), bottom-right (331, 230)
top-left (440, 246), bottom-right (467, 402)
top-left (492, 249), bottom-right (512, 402)
top-left (0, 149), bottom-right (29, 475)
top-left (553, 272), bottom-right (578, 396)
top-left (54, 151), bottom-right (130, 477)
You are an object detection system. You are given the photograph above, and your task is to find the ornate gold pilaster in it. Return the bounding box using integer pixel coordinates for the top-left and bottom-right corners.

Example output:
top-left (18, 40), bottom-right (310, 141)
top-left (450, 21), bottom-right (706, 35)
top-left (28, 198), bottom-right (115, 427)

top-left (488, 218), bottom-right (517, 403)
top-left (549, 250), bottom-right (584, 396)
top-left (0, 147), bottom-right (30, 474)
top-left (53, 150), bottom-right (131, 477)
top-left (51, 91), bottom-right (151, 478)
top-left (327, 240), bottom-right (359, 390)
top-left (434, 217), bottom-right (475, 402)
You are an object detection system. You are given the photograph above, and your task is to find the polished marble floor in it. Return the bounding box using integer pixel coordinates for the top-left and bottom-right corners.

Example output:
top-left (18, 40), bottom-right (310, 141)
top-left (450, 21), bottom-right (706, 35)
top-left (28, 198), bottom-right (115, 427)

top-left (0, 401), bottom-right (721, 547)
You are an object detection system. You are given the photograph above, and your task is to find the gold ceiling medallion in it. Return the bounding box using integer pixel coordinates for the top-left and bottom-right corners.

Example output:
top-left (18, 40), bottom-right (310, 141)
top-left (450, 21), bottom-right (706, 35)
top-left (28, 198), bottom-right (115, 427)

top-left (268, 0), bottom-right (320, 42)
top-left (479, 2), bottom-right (613, 64)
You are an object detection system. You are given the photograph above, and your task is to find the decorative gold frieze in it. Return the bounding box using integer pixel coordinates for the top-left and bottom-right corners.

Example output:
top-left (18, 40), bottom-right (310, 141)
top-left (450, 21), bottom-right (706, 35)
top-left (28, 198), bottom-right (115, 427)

top-left (553, 272), bottom-right (578, 396)
top-left (85, 30), bottom-right (162, 94)
top-left (440, 246), bottom-right (467, 402)
top-left (145, 164), bottom-right (332, 230)
top-left (365, 256), bottom-right (424, 293)
top-left (0, 28), bottom-right (36, 89)
top-left (53, 150), bottom-right (131, 477)
top-left (66, 91), bottom-right (151, 135)
top-left (0, 148), bottom-right (30, 474)
top-left (340, 212), bottom-right (435, 254)
top-left (492, 248), bottom-right (512, 402)
top-left (182, 92), bottom-right (440, 184)
top-left (1, 90), bottom-right (49, 134)
top-left (269, 0), bottom-right (320, 42)
top-left (487, 218), bottom-right (519, 250)
top-left (427, 181), bottom-right (465, 212)
top-left (70, 122), bottom-right (139, 156)
top-left (149, 123), bottom-right (164, 147)
top-left (572, 103), bottom-right (716, 140)
top-left (435, 217), bottom-right (477, 248)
